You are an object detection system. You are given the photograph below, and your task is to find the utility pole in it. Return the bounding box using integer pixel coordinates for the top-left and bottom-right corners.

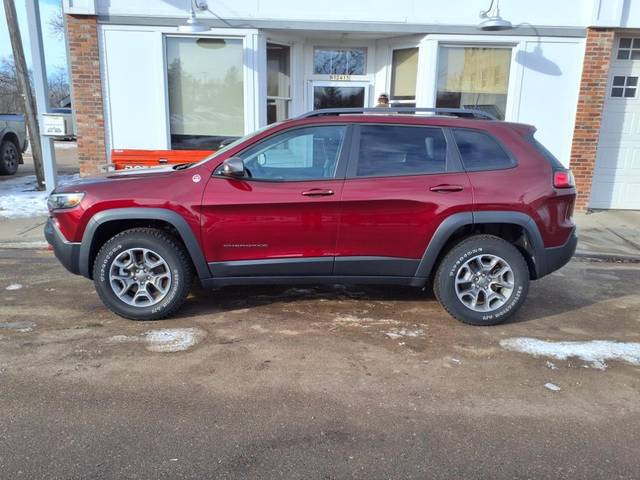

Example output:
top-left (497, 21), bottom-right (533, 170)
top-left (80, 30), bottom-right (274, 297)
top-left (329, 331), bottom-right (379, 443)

top-left (3, 0), bottom-right (45, 189)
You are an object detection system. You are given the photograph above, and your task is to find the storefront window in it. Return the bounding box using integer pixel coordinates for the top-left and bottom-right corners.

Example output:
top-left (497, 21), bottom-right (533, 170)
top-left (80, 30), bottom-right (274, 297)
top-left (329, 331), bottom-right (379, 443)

top-left (166, 36), bottom-right (244, 150)
top-left (267, 43), bottom-right (291, 124)
top-left (314, 47), bottom-right (366, 75)
top-left (390, 47), bottom-right (418, 107)
top-left (436, 46), bottom-right (512, 120)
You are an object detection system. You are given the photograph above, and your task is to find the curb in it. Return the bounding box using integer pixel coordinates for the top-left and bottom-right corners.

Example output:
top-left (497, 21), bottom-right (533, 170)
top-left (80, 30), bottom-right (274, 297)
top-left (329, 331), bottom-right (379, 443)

top-left (574, 250), bottom-right (640, 263)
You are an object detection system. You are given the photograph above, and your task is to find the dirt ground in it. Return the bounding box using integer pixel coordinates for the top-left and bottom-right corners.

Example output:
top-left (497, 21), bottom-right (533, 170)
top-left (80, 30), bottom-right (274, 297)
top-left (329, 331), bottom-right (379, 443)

top-left (0, 249), bottom-right (639, 479)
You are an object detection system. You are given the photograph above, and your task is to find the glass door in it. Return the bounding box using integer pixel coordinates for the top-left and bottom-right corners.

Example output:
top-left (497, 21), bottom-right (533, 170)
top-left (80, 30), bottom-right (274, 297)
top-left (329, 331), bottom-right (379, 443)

top-left (308, 81), bottom-right (370, 111)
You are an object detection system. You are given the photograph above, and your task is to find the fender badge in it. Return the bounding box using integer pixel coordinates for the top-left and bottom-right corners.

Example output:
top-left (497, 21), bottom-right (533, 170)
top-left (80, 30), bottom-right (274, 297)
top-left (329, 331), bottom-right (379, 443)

top-left (192, 174), bottom-right (201, 183)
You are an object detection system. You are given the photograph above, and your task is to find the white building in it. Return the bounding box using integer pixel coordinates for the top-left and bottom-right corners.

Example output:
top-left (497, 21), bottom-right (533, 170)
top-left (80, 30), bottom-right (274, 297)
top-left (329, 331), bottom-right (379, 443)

top-left (62, 0), bottom-right (640, 210)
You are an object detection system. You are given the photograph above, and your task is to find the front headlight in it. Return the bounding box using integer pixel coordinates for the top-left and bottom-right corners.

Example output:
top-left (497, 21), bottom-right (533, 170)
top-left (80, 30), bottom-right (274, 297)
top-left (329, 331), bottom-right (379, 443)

top-left (47, 192), bottom-right (85, 211)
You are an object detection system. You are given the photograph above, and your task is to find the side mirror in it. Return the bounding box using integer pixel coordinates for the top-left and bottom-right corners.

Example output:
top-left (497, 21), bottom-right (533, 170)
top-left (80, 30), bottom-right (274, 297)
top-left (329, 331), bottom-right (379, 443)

top-left (221, 157), bottom-right (246, 178)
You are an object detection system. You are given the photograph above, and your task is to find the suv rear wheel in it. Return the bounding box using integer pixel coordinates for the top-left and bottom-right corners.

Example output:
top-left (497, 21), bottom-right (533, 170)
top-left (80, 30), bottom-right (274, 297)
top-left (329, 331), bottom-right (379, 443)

top-left (0, 139), bottom-right (20, 175)
top-left (434, 235), bottom-right (529, 326)
top-left (93, 228), bottom-right (194, 320)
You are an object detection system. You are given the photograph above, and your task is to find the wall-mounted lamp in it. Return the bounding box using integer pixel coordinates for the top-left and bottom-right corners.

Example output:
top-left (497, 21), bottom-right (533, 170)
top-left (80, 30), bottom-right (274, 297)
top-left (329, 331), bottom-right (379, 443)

top-left (178, 0), bottom-right (209, 33)
top-left (478, 0), bottom-right (513, 31)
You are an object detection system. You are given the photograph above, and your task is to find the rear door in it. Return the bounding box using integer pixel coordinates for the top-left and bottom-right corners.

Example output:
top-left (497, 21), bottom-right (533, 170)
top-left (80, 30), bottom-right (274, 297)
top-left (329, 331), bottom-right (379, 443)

top-left (335, 123), bottom-right (473, 276)
top-left (200, 124), bottom-right (350, 277)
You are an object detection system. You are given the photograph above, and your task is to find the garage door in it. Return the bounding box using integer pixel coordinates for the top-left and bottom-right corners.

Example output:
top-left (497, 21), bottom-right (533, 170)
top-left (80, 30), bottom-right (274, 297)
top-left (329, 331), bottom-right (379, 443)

top-left (590, 36), bottom-right (640, 210)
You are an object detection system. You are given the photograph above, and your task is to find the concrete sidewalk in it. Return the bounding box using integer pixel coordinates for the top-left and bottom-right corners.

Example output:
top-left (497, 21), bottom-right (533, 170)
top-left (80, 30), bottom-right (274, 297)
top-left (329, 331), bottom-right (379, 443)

top-left (1, 210), bottom-right (638, 260)
top-left (574, 210), bottom-right (640, 260)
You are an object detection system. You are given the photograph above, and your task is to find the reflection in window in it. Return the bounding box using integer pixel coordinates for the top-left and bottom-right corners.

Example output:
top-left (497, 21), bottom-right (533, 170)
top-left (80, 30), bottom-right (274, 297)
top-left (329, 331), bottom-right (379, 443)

top-left (314, 48), bottom-right (366, 75)
top-left (436, 46), bottom-right (512, 120)
top-left (313, 86), bottom-right (365, 109)
top-left (357, 126), bottom-right (447, 177)
top-left (166, 37), bottom-right (244, 150)
top-left (239, 125), bottom-right (346, 180)
top-left (453, 129), bottom-right (514, 171)
top-left (267, 43), bottom-right (291, 124)
top-left (390, 48), bottom-right (418, 105)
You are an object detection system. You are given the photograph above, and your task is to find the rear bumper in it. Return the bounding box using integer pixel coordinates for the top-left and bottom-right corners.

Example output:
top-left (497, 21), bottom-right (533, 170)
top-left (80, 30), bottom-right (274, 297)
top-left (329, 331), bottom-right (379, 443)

top-left (538, 228), bottom-right (577, 278)
top-left (44, 217), bottom-right (81, 275)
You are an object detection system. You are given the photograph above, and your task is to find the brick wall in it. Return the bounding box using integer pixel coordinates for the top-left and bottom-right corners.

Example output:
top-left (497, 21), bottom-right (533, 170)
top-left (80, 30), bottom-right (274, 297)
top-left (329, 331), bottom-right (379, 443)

top-left (569, 28), bottom-right (616, 211)
top-left (66, 15), bottom-right (106, 176)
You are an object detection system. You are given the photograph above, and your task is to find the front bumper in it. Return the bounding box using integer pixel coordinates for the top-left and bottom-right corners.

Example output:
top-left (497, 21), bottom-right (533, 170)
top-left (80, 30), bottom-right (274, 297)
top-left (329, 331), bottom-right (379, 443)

top-left (539, 228), bottom-right (578, 277)
top-left (44, 217), bottom-right (81, 275)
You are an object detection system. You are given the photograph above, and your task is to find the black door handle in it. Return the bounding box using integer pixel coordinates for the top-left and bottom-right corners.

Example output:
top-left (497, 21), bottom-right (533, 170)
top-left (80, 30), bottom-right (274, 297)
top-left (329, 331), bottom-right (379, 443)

top-left (429, 184), bottom-right (464, 193)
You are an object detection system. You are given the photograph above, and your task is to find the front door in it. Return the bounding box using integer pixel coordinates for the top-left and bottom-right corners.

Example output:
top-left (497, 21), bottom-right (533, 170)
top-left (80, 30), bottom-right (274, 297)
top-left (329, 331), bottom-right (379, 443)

top-left (309, 81), bottom-right (370, 110)
top-left (200, 124), bottom-right (350, 277)
top-left (335, 123), bottom-right (473, 277)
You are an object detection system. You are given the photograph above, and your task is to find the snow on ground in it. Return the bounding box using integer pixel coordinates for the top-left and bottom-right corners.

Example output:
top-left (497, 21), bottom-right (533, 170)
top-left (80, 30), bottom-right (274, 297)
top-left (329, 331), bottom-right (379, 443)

top-left (500, 337), bottom-right (640, 370)
top-left (0, 174), bottom-right (78, 219)
top-left (0, 321), bottom-right (35, 332)
top-left (109, 328), bottom-right (207, 353)
top-left (385, 328), bottom-right (425, 339)
top-left (544, 383), bottom-right (561, 392)
top-left (5, 283), bottom-right (22, 290)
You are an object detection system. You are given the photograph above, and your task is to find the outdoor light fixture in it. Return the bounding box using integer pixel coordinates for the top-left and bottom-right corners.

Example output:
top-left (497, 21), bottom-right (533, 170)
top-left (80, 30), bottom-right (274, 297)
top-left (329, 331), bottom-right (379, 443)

top-left (178, 0), bottom-right (209, 33)
top-left (478, 0), bottom-right (513, 31)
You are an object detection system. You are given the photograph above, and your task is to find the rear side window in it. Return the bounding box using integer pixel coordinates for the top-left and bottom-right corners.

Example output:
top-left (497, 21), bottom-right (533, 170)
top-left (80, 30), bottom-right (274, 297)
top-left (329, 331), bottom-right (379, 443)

top-left (356, 125), bottom-right (447, 177)
top-left (528, 135), bottom-right (565, 169)
top-left (453, 129), bottom-right (515, 171)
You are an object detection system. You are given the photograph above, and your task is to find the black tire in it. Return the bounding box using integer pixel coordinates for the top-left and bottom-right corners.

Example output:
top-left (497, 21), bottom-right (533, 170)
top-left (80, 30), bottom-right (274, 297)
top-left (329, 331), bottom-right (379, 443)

top-left (93, 228), bottom-right (194, 320)
top-left (0, 140), bottom-right (20, 175)
top-left (434, 235), bottom-right (529, 326)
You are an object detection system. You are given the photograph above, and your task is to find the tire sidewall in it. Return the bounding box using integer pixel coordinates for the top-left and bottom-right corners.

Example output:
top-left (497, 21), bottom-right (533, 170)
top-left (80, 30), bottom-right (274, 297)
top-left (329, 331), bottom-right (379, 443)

top-left (437, 238), bottom-right (529, 325)
top-left (94, 232), bottom-right (186, 320)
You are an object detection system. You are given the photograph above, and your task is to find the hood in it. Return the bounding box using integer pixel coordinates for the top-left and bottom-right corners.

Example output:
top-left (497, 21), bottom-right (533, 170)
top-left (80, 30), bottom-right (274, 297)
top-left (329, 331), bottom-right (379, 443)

top-left (54, 165), bottom-right (179, 192)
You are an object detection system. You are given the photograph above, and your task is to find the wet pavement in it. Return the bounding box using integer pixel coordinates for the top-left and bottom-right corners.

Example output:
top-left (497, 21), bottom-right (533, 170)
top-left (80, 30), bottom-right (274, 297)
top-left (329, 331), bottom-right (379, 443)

top-left (1, 248), bottom-right (639, 479)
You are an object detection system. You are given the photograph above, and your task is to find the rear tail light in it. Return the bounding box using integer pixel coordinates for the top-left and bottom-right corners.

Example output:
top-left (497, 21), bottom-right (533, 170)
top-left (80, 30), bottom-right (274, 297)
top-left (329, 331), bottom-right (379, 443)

top-left (553, 170), bottom-right (575, 189)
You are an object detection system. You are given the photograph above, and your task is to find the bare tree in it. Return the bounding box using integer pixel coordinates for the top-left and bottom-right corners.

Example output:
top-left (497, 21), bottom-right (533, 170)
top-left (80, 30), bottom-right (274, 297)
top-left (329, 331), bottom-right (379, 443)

top-left (48, 6), bottom-right (65, 39)
top-left (0, 56), bottom-right (23, 113)
top-left (47, 67), bottom-right (69, 108)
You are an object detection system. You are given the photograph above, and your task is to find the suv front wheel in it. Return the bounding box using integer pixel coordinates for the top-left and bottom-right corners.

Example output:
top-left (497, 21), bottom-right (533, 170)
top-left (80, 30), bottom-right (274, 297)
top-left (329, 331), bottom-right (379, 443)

top-left (434, 235), bottom-right (529, 326)
top-left (93, 228), bottom-right (194, 320)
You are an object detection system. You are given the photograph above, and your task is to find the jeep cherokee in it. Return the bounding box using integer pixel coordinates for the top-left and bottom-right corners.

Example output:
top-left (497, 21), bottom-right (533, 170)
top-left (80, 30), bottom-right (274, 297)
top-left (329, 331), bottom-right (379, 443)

top-left (45, 108), bottom-right (577, 325)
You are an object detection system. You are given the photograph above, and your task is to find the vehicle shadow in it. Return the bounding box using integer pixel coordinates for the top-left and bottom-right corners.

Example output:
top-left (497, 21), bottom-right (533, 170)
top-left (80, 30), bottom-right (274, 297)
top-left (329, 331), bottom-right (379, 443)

top-left (173, 261), bottom-right (640, 326)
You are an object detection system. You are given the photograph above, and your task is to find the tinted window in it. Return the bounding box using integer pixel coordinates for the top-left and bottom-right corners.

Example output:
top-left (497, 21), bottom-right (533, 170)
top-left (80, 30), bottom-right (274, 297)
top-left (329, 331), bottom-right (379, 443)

top-left (238, 125), bottom-right (346, 181)
top-left (453, 129), bottom-right (514, 171)
top-left (356, 125), bottom-right (447, 177)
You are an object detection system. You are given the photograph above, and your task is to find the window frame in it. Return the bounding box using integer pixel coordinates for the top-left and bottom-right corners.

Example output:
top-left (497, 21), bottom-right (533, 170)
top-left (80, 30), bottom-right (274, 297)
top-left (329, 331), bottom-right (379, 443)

top-left (450, 127), bottom-right (518, 173)
top-left (389, 46), bottom-right (419, 105)
top-left (345, 123), bottom-right (463, 180)
top-left (434, 43), bottom-right (514, 121)
top-left (266, 42), bottom-right (292, 124)
top-left (312, 46), bottom-right (368, 76)
top-left (163, 34), bottom-right (247, 150)
top-left (213, 123), bottom-right (353, 183)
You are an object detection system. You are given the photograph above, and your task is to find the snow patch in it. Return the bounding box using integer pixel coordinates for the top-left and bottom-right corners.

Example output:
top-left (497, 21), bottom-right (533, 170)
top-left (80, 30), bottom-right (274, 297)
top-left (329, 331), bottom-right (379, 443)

top-left (0, 174), bottom-right (79, 219)
top-left (109, 327), bottom-right (206, 353)
top-left (500, 337), bottom-right (640, 370)
top-left (385, 328), bottom-right (425, 339)
top-left (5, 283), bottom-right (22, 290)
top-left (544, 382), bottom-right (561, 392)
top-left (0, 321), bottom-right (35, 332)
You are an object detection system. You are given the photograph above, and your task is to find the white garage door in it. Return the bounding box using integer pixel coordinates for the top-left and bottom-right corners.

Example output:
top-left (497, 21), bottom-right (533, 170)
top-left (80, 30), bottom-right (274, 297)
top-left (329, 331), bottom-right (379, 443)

top-left (590, 36), bottom-right (640, 209)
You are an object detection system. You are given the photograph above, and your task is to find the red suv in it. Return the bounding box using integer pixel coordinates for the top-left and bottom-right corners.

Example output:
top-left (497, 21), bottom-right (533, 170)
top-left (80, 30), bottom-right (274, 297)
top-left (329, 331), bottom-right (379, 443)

top-left (45, 108), bottom-right (577, 325)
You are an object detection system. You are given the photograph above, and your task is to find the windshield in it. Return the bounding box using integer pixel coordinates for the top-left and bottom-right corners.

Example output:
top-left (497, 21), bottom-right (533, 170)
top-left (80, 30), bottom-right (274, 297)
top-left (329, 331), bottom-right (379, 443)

top-left (190, 123), bottom-right (282, 168)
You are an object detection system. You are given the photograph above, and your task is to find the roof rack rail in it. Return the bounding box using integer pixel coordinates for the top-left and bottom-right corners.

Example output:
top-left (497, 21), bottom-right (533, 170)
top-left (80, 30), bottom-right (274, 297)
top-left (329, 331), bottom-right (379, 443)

top-left (296, 107), bottom-right (498, 121)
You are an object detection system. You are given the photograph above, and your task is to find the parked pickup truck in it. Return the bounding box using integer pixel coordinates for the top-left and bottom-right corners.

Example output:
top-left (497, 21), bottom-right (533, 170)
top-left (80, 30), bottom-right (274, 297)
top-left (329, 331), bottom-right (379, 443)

top-left (0, 114), bottom-right (28, 175)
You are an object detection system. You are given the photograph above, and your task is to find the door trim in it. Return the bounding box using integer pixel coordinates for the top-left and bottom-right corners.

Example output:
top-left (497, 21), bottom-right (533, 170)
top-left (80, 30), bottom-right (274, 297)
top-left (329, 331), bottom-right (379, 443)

top-left (209, 257), bottom-right (333, 277)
